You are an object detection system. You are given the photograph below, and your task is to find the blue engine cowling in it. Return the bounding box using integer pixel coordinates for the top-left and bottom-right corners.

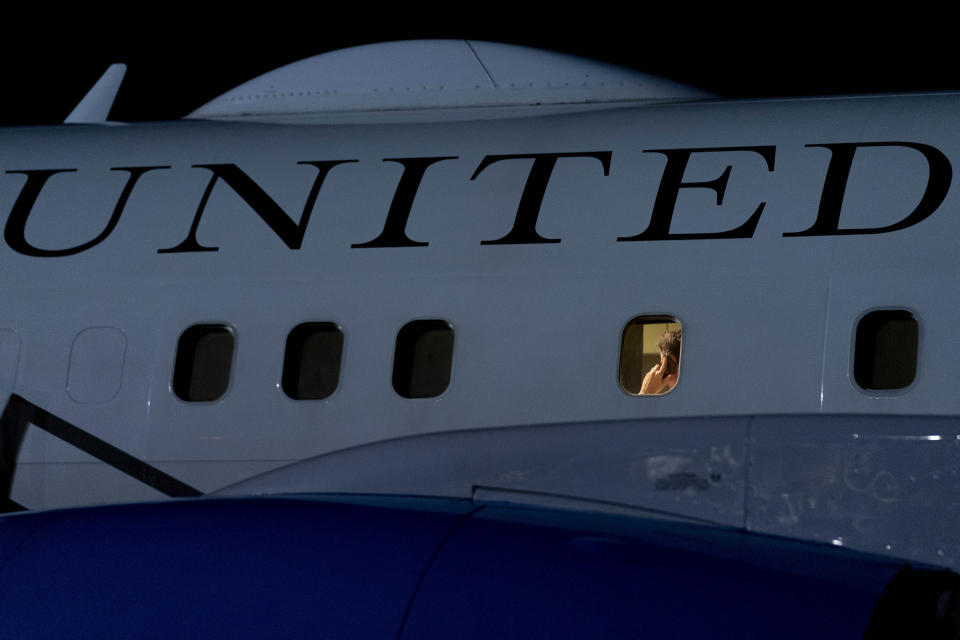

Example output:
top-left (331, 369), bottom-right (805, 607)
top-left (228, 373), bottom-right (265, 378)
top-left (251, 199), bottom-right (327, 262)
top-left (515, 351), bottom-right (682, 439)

top-left (0, 495), bottom-right (955, 638)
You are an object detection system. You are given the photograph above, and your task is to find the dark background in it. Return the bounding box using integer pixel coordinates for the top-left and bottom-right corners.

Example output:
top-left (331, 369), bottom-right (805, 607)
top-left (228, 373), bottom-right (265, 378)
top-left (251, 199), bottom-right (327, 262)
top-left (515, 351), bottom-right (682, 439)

top-left (1, 10), bottom-right (954, 125)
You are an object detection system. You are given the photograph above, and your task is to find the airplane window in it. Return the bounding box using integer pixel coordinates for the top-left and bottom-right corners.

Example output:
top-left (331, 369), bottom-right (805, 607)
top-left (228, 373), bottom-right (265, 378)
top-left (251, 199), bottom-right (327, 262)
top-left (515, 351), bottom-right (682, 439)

top-left (172, 324), bottom-right (235, 402)
top-left (854, 310), bottom-right (918, 391)
top-left (67, 328), bottom-right (126, 404)
top-left (393, 320), bottom-right (454, 398)
top-left (619, 316), bottom-right (683, 396)
top-left (282, 323), bottom-right (344, 400)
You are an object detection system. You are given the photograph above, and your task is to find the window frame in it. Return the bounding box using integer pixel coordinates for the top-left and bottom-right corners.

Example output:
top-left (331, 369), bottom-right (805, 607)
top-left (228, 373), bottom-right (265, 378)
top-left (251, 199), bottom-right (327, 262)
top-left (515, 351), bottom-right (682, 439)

top-left (851, 307), bottom-right (920, 394)
top-left (392, 319), bottom-right (455, 399)
top-left (280, 321), bottom-right (345, 401)
top-left (171, 323), bottom-right (236, 403)
top-left (618, 314), bottom-right (683, 397)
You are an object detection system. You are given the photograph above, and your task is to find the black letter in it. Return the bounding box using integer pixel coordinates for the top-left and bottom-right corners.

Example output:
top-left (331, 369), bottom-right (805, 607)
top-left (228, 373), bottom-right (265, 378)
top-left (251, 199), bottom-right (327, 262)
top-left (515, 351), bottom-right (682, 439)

top-left (352, 156), bottom-right (457, 248)
top-left (5, 166), bottom-right (169, 257)
top-left (473, 152), bottom-right (612, 245)
top-left (159, 160), bottom-right (356, 253)
top-left (784, 142), bottom-right (951, 237)
top-left (618, 146), bottom-right (775, 241)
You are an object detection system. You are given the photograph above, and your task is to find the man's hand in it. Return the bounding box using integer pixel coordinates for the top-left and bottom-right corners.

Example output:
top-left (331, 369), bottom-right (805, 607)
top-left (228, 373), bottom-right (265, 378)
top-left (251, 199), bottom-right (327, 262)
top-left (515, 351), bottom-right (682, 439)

top-left (639, 355), bottom-right (678, 395)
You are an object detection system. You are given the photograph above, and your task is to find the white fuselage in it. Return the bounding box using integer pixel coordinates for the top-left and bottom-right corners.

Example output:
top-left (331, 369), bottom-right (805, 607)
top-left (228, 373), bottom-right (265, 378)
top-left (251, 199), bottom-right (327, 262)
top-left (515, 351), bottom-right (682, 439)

top-left (1, 93), bottom-right (957, 569)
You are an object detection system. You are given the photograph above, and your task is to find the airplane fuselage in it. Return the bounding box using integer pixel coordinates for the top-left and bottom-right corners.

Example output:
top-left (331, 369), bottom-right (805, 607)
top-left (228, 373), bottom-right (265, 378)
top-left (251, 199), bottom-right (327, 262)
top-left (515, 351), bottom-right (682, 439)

top-left (1, 93), bottom-right (958, 571)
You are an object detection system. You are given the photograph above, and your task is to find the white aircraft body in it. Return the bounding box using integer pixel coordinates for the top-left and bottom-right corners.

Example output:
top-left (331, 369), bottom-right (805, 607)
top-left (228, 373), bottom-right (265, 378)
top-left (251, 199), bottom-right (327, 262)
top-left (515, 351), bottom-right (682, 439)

top-left (0, 41), bottom-right (957, 573)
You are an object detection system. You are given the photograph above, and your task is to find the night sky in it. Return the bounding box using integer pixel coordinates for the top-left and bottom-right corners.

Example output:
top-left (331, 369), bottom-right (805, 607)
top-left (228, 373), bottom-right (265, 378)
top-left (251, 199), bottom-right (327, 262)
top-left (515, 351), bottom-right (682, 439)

top-left (1, 11), bottom-right (955, 126)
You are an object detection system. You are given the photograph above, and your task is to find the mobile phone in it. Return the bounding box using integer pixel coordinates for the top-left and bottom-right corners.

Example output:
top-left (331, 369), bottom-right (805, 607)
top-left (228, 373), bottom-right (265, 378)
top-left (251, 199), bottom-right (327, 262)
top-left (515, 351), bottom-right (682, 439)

top-left (662, 355), bottom-right (677, 376)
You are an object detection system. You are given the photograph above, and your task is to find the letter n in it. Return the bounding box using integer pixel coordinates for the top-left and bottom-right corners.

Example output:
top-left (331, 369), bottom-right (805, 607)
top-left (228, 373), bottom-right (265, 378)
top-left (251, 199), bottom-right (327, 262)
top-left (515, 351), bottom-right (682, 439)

top-left (159, 161), bottom-right (356, 253)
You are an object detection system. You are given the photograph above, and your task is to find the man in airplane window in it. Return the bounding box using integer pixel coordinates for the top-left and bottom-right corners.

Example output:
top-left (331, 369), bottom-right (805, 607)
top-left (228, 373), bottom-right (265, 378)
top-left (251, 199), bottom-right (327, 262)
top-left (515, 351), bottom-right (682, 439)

top-left (639, 329), bottom-right (681, 395)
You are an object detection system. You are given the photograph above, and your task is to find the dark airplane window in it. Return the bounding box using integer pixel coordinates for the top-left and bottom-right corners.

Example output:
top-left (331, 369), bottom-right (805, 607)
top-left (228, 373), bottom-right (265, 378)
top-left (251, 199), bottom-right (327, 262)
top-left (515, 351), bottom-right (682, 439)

top-left (619, 316), bottom-right (683, 396)
top-left (393, 320), bottom-right (454, 398)
top-left (173, 324), bottom-right (235, 402)
top-left (854, 310), bottom-right (918, 391)
top-left (282, 323), bottom-right (344, 400)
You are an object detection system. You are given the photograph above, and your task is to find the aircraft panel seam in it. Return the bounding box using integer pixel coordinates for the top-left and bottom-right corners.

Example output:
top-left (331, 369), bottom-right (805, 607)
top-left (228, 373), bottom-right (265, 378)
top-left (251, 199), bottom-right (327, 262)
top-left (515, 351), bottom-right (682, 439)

top-left (465, 41), bottom-right (497, 88)
top-left (395, 503), bottom-right (485, 639)
top-left (742, 416), bottom-right (753, 531)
